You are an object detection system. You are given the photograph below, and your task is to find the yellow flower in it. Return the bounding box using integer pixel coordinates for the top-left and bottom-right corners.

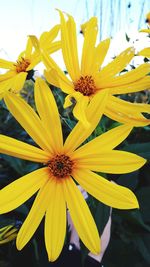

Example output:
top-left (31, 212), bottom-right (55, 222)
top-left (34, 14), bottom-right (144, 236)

top-left (0, 25), bottom-right (60, 99)
top-left (0, 78), bottom-right (146, 261)
top-left (42, 11), bottom-right (150, 127)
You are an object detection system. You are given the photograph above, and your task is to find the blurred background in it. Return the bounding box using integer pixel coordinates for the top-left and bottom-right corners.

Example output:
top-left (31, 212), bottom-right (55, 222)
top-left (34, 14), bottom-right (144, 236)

top-left (0, 1), bottom-right (150, 267)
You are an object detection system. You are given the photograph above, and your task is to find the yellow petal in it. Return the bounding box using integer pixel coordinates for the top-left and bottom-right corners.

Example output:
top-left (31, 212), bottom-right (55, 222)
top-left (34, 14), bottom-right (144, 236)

top-left (0, 168), bottom-right (49, 214)
top-left (138, 48), bottom-right (150, 58)
top-left (77, 151), bottom-right (146, 174)
top-left (93, 38), bottom-right (110, 72)
top-left (44, 69), bottom-right (60, 88)
top-left (58, 10), bottom-right (80, 81)
top-left (40, 25), bottom-right (60, 46)
top-left (81, 17), bottom-right (97, 34)
top-left (17, 178), bottom-right (51, 250)
top-left (4, 93), bottom-right (53, 154)
top-left (81, 17), bottom-right (98, 75)
top-left (45, 68), bottom-right (73, 94)
top-left (0, 71), bottom-right (16, 82)
top-left (109, 76), bottom-right (150, 94)
top-left (63, 178), bottom-right (100, 254)
top-left (98, 47), bottom-right (135, 80)
top-left (73, 169), bottom-right (139, 209)
top-left (42, 51), bottom-right (73, 94)
top-left (98, 63), bottom-right (150, 88)
top-left (25, 37), bottom-right (33, 59)
top-left (35, 78), bottom-right (63, 153)
top-left (64, 90), bottom-right (108, 153)
top-left (0, 134), bottom-right (50, 162)
top-left (105, 96), bottom-right (150, 126)
top-left (107, 95), bottom-right (150, 114)
top-left (139, 29), bottom-right (150, 33)
top-left (12, 72), bottom-right (27, 93)
top-left (46, 41), bottom-right (61, 54)
top-left (73, 124), bottom-right (133, 158)
top-left (45, 179), bottom-right (66, 262)
top-left (64, 92), bottom-right (90, 127)
top-left (0, 78), bottom-right (15, 97)
top-left (0, 59), bottom-right (15, 69)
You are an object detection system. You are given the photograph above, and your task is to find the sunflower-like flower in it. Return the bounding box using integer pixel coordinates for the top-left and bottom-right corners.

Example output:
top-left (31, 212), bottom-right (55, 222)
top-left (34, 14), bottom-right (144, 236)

top-left (0, 25), bottom-right (60, 99)
top-left (42, 11), bottom-right (150, 127)
top-left (0, 78), bottom-right (146, 261)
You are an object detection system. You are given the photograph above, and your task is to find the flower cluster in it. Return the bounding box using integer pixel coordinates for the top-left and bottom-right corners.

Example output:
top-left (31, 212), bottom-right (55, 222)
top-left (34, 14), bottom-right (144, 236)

top-left (0, 10), bottom-right (149, 262)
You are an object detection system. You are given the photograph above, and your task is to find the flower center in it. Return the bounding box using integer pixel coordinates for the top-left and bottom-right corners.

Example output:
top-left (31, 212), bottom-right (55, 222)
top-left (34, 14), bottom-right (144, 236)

top-left (47, 154), bottom-right (73, 178)
top-left (14, 57), bottom-right (30, 73)
top-left (74, 75), bottom-right (97, 96)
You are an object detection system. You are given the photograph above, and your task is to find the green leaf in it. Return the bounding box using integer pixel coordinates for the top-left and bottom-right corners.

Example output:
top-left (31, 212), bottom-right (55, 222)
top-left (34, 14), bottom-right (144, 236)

top-left (123, 142), bottom-right (150, 160)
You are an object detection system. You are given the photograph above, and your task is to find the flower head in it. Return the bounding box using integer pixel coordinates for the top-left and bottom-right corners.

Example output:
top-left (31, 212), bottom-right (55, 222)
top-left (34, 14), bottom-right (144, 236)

top-left (0, 78), bottom-right (146, 261)
top-left (0, 25), bottom-right (60, 99)
top-left (42, 11), bottom-right (150, 127)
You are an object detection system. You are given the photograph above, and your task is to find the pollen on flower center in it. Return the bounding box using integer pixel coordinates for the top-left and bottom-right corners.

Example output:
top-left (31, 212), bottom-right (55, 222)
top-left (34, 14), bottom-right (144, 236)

top-left (74, 75), bottom-right (97, 96)
top-left (47, 154), bottom-right (73, 178)
top-left (14, 57), bottom-right (30, 73)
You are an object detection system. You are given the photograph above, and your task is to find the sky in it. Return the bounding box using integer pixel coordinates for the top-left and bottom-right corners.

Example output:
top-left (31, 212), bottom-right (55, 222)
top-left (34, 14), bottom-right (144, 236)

top-left (0, 0), bottom-right (150, 71)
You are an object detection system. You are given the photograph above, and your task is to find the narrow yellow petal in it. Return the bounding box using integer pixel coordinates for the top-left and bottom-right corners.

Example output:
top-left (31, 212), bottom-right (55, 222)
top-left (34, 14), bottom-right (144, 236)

top-left (63, 178), bottom-right (100, 254)
top-left (97, 63), bottom-right (150, 88)
top-left (71, 92), bottom-right (90, 127)
top-left (45, 180), bottom-right (66, 262)
top-left (81, 17), bottom-right (97, 34)
top-left (35, 78), bottom-right (63, 153)
top-left (105, 96), bottom-right (150, 126)
top-left (64, 90), bottom-right (108, 153)
top-left (107, 96), bottom-right (150, 114)
top-left (66, 14), bottom-right (80, 79)
top-left (81, 18), bottom-right (98, 75)
top-left (45, 68), bottom-right (73, 94)
top-left (0, 78), bottom-right (16, 97)
top-left (4, 93), bottom-right (53, 154)
top-left (140, 29), bottom-right (150, 33)
top-left (0, 168), bottom-right (49, 214)
top-left (17, 178), bottom-right (51, 250)
top-left (0, 134), bottom-right (50, 162)
top-left (44, 69), bottom-right (60, 88)
top-left (46, 41), bottom-right (61, 54)
top-left (98, 47), bottom-right (135, 79)
top-left (73, 124), bottom-right (133, 158)
top-left (109, 76), bottom-right (150, 94)
top-left (0, 59), bottom-right (15, 69)
top-left (42, 51), bottom-right (74, 94)
top-left (77, 151), bottom-right (146, 174)
top-left (58, 10), bottom-right (80, 81)
top-left (12, 72), bottom-right (27, 93)
top-left (138, 48), bottom-right (150, 57)
top-left (0, 71), bottom-right (16, 82)
top-left (92, 38), bottom-right (110, 72)
top-left (25, 37), bottom-right (33, 59)
top-left (40, 25), bottom-right (60, 46)
top-left (73, 169), bottom-right (139, 209)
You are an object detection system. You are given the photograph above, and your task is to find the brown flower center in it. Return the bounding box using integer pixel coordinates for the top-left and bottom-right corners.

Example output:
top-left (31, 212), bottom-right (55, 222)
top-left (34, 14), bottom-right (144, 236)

top-left (47, 154), bottom-right (73, 178)
top-left (74, 75), bottom-right (97, 96)
top-left (14, 57), bottom-right (30, 73)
